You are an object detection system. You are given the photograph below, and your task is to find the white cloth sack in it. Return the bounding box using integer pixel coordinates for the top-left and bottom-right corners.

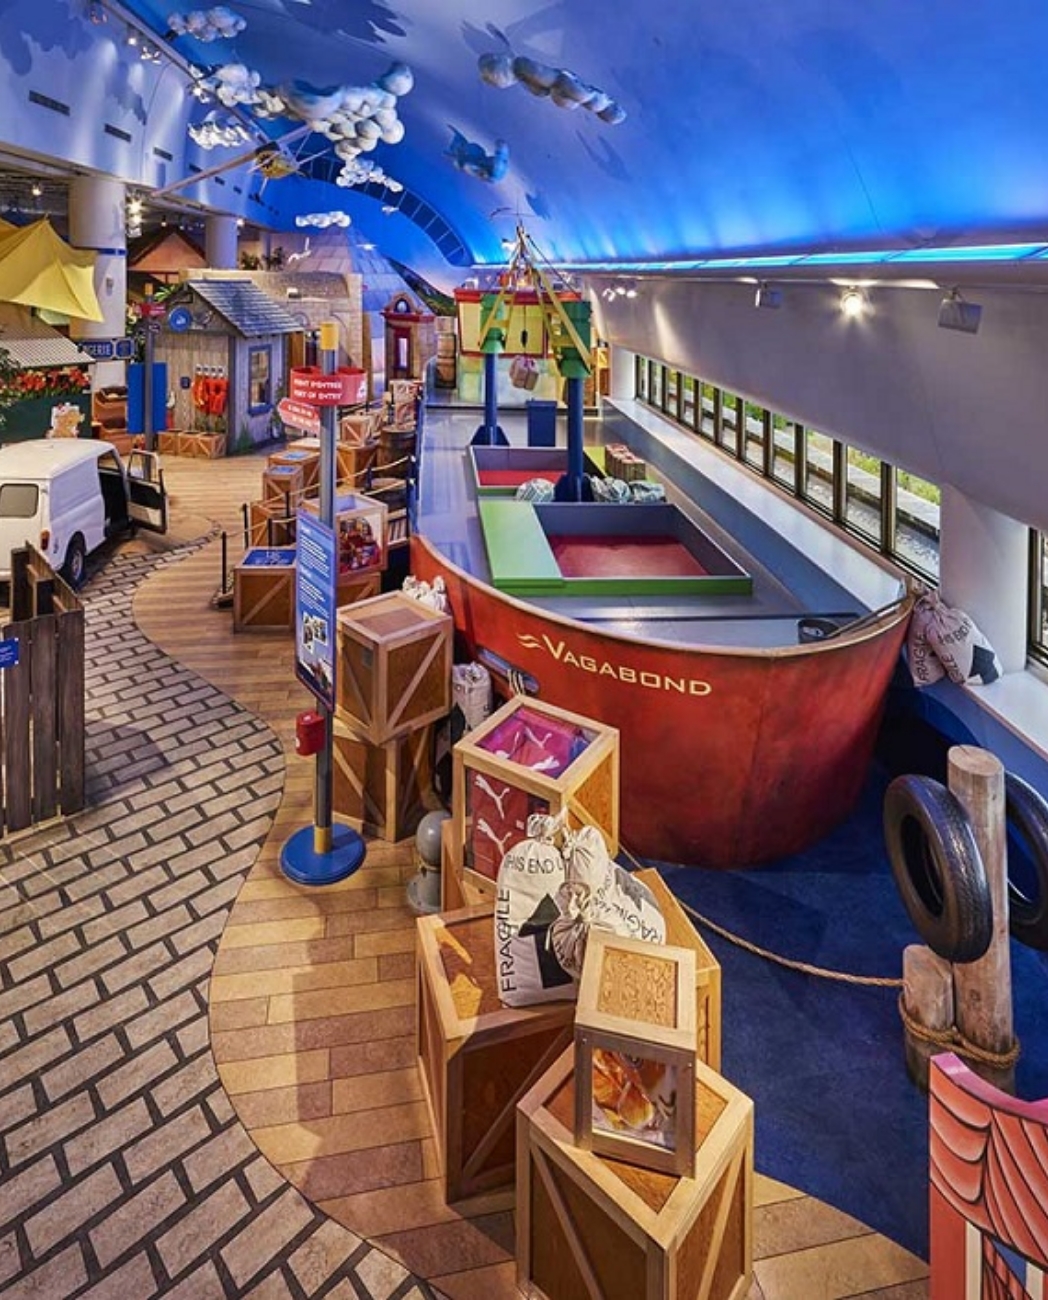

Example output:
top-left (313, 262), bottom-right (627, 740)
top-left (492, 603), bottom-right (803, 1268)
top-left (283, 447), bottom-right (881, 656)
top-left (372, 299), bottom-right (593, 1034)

top-left (401, 574), bottom-right (449, 613)
top-left (550, 825), bottom-right (666, 979)
top-left (495, 816), bottom-right (574, 1008)
top-left (451, 662), bottom-right (493, 732)
top-left (913, 591), bottom-right (1002, 686)
top-left (906, 594), bottom-right (946, 686)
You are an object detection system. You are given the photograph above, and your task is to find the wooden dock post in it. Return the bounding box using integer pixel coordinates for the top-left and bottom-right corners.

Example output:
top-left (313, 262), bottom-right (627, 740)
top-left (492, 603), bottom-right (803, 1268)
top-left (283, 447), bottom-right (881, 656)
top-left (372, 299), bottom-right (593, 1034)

top-left (948, 745), bottom-right (1016, 1093)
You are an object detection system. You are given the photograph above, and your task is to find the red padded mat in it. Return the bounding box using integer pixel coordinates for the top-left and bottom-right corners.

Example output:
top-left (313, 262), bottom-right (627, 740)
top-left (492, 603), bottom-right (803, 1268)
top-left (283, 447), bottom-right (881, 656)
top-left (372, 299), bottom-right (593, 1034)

top-left (477, 468), bottom-right (561, 486)
top-left (549, 535), bottom-right (708, 578)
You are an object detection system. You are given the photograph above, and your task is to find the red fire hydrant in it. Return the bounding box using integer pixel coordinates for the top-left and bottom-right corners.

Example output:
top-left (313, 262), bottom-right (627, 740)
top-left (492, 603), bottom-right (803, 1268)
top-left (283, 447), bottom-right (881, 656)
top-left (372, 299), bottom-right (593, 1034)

top-left (295, 710), bottom-right (325, 757)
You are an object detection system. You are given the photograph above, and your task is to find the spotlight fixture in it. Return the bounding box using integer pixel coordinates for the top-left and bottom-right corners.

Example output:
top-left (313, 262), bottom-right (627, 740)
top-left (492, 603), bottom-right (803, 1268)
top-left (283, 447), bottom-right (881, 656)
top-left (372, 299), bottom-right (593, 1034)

top-left (30, 182), bottom-right (42, 198)
top-left (839, 286), bottom-right (866, 318)
top-left (125, 27), bottom-right (138, 45)
top-left (938, 288), bottom-right (982, 335)
top-left (87, 0), bottom-right (106, 22)
top-left (755, 282), bottom-right (782, 310)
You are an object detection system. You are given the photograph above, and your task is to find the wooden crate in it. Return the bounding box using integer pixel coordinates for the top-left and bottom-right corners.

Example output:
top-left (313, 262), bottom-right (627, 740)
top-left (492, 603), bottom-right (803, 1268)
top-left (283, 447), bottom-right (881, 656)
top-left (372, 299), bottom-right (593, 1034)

top-left (335, 591), bottom-right (453, 744)
top-left (415, 904), bottom-right (575, 1205)
top-left (300, 492), bottom-right (389, 582)
top-left (635, 868), bottom-right (721, 1073)
top-left (262, 462), bottom-right (306, 505)
top-left (333, 721), bottom-right (436, 842)
top-left (247, 499), bottom-right (295, 548)
top-left (574, 933), bottom-right (698, 1176)
top-left (233, 547), bottom-right (296, 632)
top-left (336, 572), bottom-right (381, 609)
top-left (517, 1048), bottom-right (754, 1300)
top-left (336, 440), bottom-right (378, 488)
top-left (340, 409), bottom-right (384, 444)
top-left (156, 431), bottom-right (181, 456)
top-left (440, 816), bottom-right (490, 911)
top-left (178, 431), bottom-right (227, 459)
top-left (451, 696), bottom-right (619, 899)
top-left (268, 446), bottom-right (319, 492)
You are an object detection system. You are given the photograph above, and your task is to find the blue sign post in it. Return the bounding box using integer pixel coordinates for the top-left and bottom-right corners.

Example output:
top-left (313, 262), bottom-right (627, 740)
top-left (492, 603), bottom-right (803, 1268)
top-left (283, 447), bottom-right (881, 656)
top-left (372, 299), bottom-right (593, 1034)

top-left (280, 321), bottom-right (366, 888)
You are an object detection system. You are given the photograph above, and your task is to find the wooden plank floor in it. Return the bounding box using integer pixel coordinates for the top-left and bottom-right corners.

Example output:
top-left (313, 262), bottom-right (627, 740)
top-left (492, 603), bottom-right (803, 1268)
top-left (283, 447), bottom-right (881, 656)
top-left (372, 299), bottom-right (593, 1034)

top-left (133, 450), bottom-right (929, 1299)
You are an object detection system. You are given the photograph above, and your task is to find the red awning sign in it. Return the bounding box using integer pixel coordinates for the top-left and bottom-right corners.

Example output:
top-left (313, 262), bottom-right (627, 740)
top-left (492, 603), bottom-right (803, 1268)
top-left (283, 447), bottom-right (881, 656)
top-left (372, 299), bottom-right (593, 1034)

top-left (288, 366), bottom-right (367, 406)
top-left (277, 397), bottom-right (322, 434)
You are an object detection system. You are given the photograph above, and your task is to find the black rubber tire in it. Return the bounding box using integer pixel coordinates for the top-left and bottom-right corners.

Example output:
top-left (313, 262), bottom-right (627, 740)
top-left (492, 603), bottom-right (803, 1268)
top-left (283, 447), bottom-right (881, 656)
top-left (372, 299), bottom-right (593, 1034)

top-left (1005, 772), bottom-right (1048, 950)
top-left (883, 774), bottom-right (993, 963)
top-left (61, 535), bottom-right (87, 590)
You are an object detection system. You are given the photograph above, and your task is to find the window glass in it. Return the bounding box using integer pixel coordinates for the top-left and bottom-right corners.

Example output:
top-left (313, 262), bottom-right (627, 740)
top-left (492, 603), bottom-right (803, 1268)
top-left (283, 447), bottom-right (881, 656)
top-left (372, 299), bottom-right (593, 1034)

top-left (636, 355), bottom-right (649, 402)
top-left (803, 429), bottom-right (834, 513)
top-left (699, 383), bottom-right (716, 440)
top-left (771, 416), bottom-right (796, 490)
top-left (98, 451), bottom-right (122, 475)
top-left (681, 376), bottom-right (696, 428)
top-left (743, 401), bottom-right (764, 469)
top-left (650, 364), bottom-right (664, 409)
top-left (249, 346), bottom-right (272, 411)
top-left (893, 469), bottom-right (940, 578)
top-left (845, 446), bottom-right (882, 544)
top-left (0, 484), bottom-right (38, 518)
top-left (719, 391), bottom-right (739, 454)
top-left (665, 370), bottom-right (679, 416)
top-left (1038, 534), bottom-right (1048, 649)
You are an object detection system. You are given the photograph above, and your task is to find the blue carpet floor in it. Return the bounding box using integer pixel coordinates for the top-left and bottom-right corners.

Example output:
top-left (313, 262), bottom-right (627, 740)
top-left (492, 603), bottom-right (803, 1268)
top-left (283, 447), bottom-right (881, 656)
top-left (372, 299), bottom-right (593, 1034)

top-left (656, 764), bottom-right (1048, 1262)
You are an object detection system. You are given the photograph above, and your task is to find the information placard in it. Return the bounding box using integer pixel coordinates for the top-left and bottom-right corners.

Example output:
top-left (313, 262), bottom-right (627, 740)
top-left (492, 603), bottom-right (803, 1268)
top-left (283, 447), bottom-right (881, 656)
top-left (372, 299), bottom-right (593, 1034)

top-left (294, 512), bottom-right (338, 710)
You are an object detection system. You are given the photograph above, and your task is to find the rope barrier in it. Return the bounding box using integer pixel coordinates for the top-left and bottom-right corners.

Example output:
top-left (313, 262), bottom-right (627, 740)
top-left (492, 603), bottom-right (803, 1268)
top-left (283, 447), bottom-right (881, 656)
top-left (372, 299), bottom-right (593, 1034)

top-left (897, 994), bottom-right (1021, 1069)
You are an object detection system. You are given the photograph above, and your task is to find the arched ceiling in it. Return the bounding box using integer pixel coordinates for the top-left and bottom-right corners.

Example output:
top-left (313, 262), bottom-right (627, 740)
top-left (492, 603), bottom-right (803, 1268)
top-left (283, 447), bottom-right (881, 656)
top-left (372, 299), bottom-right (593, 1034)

top-left (26, 0), bottom-right (1048, 271)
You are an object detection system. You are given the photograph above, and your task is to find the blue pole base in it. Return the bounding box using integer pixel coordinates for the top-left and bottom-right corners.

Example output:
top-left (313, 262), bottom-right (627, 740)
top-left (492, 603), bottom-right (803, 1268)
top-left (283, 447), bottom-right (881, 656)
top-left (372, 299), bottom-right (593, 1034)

top-left (279, 822), bottom-right (366, 887)
top-left (553, 473), bottom-right (593, 503)
top-left (470, 423), bottom-right (509, 446)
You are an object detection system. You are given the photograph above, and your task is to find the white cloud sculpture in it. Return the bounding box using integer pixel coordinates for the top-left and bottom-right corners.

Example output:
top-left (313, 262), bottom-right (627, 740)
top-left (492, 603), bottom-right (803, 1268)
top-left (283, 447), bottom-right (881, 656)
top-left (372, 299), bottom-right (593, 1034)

top-left (167, 5), bottom-right (245, 41)
top-left (295, 211), bottom-right (352, 228)
top-left (333, 158), bottom-right (404, 192)
top-left (478, 53), bottom-right (626, 124)
top-left (187, 111), bottom-right (251, 148)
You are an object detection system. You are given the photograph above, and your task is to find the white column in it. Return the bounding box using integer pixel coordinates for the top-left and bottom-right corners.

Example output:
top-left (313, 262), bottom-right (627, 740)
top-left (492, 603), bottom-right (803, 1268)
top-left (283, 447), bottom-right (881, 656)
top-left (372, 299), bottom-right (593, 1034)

top-left (939, 484), bottom-right (1028, 674)
top-left (206, 214), bottom-right (239, 269)
top-left (68, 175), bottom-right (127, 390)
top-left (609, 344), bottom-right (636, 401)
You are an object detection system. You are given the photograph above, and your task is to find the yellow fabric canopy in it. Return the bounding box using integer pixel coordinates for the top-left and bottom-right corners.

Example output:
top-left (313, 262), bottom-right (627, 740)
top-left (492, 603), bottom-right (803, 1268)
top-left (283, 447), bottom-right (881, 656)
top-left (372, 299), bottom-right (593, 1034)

top-left (0, 218), bottom-right (103, 321)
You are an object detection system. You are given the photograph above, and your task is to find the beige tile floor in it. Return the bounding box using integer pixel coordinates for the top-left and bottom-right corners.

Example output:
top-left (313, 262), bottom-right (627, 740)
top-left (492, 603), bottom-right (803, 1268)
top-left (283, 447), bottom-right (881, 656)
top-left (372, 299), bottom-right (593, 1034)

top-left (132, 452), bottom-right (930, 1299)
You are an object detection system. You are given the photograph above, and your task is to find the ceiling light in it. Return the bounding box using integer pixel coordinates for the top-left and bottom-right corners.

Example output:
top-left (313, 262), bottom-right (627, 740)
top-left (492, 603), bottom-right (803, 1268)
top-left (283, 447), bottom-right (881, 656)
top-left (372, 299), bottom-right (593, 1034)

top-left (30, 182), bottom-right (42, 198)
top-left (839, 286), bottom-right (866, 318)
top-left (755, 282), bottom-right (782, 310)
top-left (87, 0), bottom-right (106, 22)
top-left (938, 288), bottom-right (982, 335)
top-left (624, 287), bottom-right (637, 299)
top-left (125, 28), bottom-right (138, 45)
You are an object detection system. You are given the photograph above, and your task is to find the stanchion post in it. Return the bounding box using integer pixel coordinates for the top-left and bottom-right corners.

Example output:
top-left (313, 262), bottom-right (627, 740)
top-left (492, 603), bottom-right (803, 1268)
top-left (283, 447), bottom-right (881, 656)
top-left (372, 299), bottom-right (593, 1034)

top-left (948, 744), bottom-right (1016, 1093)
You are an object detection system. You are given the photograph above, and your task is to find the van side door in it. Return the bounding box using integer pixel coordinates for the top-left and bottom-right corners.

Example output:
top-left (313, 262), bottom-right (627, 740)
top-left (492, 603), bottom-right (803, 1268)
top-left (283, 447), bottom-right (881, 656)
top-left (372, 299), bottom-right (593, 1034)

top-left (126, 451), bottom-right (168, 533)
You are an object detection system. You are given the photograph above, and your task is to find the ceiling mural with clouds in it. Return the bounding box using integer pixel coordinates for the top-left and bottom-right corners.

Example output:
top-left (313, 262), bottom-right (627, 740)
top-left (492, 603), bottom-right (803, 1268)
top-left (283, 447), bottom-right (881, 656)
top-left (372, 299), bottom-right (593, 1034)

top-left (2, 0), bottom-right (1048, 272)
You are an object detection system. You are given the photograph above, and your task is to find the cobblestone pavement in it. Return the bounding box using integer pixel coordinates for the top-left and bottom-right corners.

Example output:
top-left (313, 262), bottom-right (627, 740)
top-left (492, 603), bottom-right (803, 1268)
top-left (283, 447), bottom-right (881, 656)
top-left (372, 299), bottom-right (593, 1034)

top-left (0, 540), bottom-right (435, 1298)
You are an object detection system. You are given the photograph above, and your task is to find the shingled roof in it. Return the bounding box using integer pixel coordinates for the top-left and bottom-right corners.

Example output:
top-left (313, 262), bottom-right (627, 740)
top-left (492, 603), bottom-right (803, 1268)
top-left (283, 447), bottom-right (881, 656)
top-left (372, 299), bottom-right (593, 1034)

top-left (0, 303), bottom-right (96, 368)
top-left (187, 280), bottom-right (302, 337)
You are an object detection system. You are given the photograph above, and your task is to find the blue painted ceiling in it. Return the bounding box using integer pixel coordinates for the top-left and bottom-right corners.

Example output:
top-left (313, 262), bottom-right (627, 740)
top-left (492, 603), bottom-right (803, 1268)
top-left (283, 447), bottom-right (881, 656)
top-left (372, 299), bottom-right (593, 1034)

top-left (110, 0), bottom-right (1048, 268)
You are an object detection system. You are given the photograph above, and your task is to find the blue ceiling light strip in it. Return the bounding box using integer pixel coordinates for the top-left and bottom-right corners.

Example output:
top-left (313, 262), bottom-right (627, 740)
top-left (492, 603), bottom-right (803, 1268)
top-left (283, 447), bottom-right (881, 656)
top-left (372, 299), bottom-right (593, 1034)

top-left (547, 240), bottom-right (1048, 275)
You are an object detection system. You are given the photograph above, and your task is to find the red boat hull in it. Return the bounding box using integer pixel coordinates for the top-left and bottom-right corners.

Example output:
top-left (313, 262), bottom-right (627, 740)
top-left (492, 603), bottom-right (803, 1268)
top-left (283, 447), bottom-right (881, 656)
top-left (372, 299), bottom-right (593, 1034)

top-left (412, 533), bottom-right (911, 868)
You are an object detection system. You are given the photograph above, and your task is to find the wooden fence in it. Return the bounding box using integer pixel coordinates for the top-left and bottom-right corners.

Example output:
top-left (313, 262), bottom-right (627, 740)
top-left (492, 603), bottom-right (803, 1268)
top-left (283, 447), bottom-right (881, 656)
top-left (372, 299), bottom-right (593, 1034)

top-left (1, 547), bottom-right (85, 834)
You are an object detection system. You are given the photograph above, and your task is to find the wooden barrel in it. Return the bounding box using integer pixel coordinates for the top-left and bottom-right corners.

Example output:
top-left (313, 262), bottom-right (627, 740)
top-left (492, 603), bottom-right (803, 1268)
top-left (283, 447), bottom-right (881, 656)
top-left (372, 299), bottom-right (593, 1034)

top-left (379, 427), bottom-right (417, 477)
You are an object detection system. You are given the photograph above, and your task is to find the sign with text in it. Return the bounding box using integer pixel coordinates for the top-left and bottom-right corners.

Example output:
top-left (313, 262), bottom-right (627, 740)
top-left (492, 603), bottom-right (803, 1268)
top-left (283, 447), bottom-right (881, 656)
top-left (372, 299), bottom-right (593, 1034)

top-left (80, 338), bottom-right (136, 362)
top-left (277, 398), bottom-right (322, 435)
top-left (294, 511), bottom-right (337, 710)
top-left (0, 639), bottom-right (19, 670)
top-left (288, 366), bottom-right (367, 407)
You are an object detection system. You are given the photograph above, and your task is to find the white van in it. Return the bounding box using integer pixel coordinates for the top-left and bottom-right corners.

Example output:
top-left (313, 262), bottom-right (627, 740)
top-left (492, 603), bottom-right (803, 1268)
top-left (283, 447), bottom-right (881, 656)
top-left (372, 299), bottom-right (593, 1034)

top-left (0, 440), bottom-right (167, 589)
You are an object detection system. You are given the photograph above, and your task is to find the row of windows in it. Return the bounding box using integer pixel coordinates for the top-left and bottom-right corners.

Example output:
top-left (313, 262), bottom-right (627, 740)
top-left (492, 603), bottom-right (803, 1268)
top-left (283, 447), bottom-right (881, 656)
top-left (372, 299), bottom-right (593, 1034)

top-left (634, 357), bottom-right (1048, 667)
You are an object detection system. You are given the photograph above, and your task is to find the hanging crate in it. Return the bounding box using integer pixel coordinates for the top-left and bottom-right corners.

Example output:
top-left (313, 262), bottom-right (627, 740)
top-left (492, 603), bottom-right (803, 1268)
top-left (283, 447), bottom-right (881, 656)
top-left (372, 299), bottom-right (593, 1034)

top-left (415, 903), bottom-right (575, 1204)
top-left (233, 547), bottom-right (296, 632)
top-left (450, 695), bottom-right (619, 900)
top-left (335, 591), bottom-right (453, 744)
top-left (517, 1047), bottom-right (754, 1300)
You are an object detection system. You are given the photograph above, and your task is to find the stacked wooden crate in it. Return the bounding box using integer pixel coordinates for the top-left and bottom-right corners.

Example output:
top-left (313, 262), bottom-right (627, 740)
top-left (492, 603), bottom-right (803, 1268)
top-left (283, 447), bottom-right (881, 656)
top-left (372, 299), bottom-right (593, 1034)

top-left (332, 592), bottom-right (453, 841)
top-left (605, 442), bottom-right (647, 481)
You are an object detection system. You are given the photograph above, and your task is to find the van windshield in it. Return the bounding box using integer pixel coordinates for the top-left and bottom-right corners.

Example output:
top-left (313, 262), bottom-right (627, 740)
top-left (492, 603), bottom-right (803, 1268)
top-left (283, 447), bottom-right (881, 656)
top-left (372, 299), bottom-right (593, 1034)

top-left (0, 484), bottom-right (39, 518)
